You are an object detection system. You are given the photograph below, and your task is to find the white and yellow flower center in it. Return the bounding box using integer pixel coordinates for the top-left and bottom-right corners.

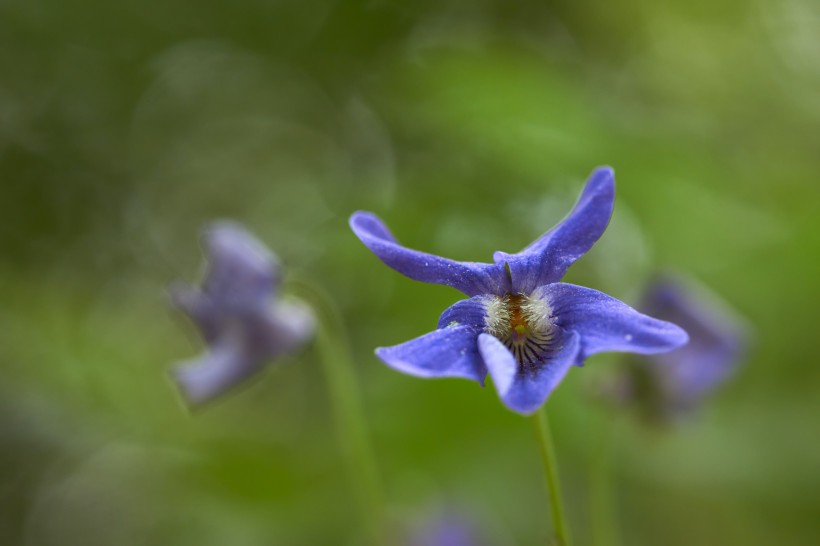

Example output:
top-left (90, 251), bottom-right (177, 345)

top-left (484, 292), bottom-right (557, 370)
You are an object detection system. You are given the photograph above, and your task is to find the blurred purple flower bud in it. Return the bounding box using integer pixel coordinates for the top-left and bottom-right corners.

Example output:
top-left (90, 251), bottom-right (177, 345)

top-left (627, 275), bottom-right (748, 419)
top-left (169, 221), bottom-right (314, 406)
top-left (407, 511), bottom-right (483, 546)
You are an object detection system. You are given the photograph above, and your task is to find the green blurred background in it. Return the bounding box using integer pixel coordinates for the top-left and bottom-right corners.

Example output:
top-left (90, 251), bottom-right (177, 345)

top-left (1, 0), bottom-right (819, 544)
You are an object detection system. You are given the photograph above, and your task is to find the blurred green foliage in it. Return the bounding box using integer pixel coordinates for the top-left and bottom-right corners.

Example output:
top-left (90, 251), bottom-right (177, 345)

top-left (1, 0), bottom-right (819, 545)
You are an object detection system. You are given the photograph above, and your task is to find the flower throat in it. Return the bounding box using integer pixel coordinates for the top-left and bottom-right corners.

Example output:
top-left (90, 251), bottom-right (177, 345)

top-left (484, 292), bottom-right (557, 371)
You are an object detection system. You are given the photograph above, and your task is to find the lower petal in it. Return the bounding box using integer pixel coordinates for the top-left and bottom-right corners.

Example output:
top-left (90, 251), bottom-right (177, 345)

top-left (171, 342), bottom-right (261, 407)
top-left (478, 331), bottom-right (580, 415)
top-left (376, 325), bottom-right (487, 385)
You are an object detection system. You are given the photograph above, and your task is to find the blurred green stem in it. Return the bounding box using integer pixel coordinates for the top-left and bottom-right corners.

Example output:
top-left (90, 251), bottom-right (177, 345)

top-left (531, 407), bottom-right (573, 546)
top-left (291, 280), bottom-right (384, 545)
top-left (589, 412), bottom-right (620, 546)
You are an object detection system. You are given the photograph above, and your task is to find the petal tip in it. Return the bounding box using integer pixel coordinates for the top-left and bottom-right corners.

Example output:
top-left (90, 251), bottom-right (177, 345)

top-left (200, 221), bottom-right (279, 279)
top-left (349, 210), bottom-right (397, 245)
top-left (588, 165), bottom-right (615, 191)
top-left (349, 210), bottom-right (373, 228)
top-left (498, 388), bottom-right (555, 415)
top-left (169, 362), bottom-right (211, 407)
top-left (641, 320), bottom-right (690, 355)
top-left (670, 323), bottom-right (690, 349)
top-left (202, 219), bottom-right (263, 252)
top-left (374, 345), bottom-right (425, 379)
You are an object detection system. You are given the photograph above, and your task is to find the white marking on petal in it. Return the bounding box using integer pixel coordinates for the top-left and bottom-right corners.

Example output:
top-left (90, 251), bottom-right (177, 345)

top-left (520, 292), bottom-right (553, 332)
top-left (483, 295), bottom-right (511, 338)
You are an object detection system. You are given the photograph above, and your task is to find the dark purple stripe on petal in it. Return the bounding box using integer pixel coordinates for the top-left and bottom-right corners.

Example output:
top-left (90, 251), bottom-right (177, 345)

top-left (479, 331), bottom-right (580, 415)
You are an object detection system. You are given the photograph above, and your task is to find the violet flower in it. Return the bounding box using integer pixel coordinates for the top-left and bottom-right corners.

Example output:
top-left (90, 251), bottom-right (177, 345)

top-left (350, 167), bottom-right (688, 415)
top-left (169, 221), bottom-right (314, 406)
top-left (407, 511), bottom-right (482, 546)
top-left (626, 275), bottom-right (747, 417)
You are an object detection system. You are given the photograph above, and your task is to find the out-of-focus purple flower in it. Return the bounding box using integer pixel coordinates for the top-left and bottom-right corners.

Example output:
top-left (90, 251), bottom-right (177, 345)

top-left (169, 221), bottom-right (314, 406)
top-left (350, 167), bottom-right (688, 415)
top-left (625, 275), bottom-right (747, 418)
top-left (406, 511), bottom-right (482, 546)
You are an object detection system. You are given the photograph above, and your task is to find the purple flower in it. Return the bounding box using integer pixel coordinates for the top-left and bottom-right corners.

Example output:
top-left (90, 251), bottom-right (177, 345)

top-left (350, 167), bottom-right (688, 415)
top-left (626, 275), bottom-right (747, 417)
top-left (407, 511), bottom-right (482, 546)
top-left (169, 221), bottom-right (314, 406)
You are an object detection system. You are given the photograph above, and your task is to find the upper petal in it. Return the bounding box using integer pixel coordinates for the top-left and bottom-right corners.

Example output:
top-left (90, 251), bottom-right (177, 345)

top-left (539, 283), bottom-right (689, 361)
top-left (350, 211), bottom-right (509, 297)
top-left (478, 330), bottom-right (580, 415)
top-left (499, 167), bottom-right (615, 293)
top-left (202, 221), bottom-right (281, 308)
top-left (376, 324), bottom-right (487, 385)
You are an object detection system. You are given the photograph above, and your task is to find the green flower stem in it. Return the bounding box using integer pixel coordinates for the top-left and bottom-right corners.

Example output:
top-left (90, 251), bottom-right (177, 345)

top-left (589, 413), bottom-right (620, 546)
top-left (291, 281), bottom-right (384, 545)
top-left (531, 407), bottom-right (573, 546)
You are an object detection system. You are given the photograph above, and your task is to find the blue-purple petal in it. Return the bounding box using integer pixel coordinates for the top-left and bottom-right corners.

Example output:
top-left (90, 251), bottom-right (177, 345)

top-left (540, 283), bottom-right (688, 361)
top-left (168, 283), bottom-right (221, 342)
top-left (171, 341), bottom-right (261, 406)
top-left (350, 211), bottom-right (510, 297)
top-left (170, 300), bottom-right (314, 406)
top-left (376, 325), bottom-right (487, 385)
top-left (408, 511), bottom-right (482, 546)
top-left (202, 221), bottom-right (281, 308)
top-left (437, 296), bottom-right (488, 330)
top-left (639, 276), bottom-right (747, 411)
top-left (498, 167), bottom-right (615, 293)
top-left (478, 331), bottom-right (580, 415)
top-left (255, 300), bottom-right (316, 356)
